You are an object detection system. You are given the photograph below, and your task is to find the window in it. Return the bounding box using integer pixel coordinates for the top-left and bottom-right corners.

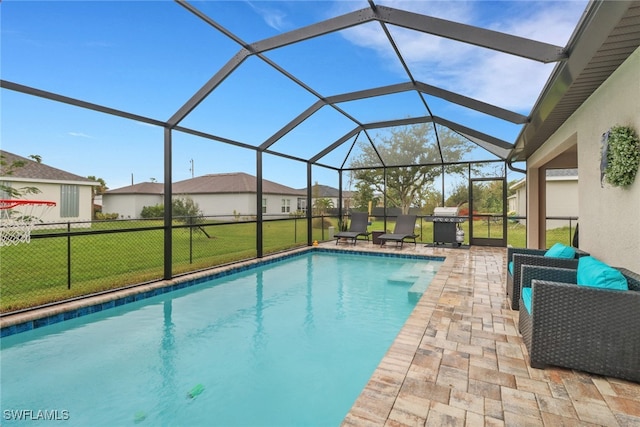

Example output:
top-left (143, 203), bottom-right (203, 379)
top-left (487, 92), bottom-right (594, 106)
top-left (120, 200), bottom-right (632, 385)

top-left (281, 198), bottom-right (290, 213)
top-left (262, 198), bottom-right (267, 214)
top-left (60, 185), bottom-right (79, 218)
top-left (297, 198), bottom-right (307, 213)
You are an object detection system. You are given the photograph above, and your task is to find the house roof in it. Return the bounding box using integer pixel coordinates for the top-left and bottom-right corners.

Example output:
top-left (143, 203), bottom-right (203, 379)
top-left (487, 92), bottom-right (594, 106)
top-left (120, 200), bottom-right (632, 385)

top-left (104, 182), bottom-right (164, 195)
top-left (107, 172), bottom-right (303, 196)
top-left (300, 184), bottom-right (354, 199)
top-left (0, 150), bottom-right (94, 185)
top-left (174, 172), bottom-right (302, 195)
top-left (509, 168), bottom-right (578, 190)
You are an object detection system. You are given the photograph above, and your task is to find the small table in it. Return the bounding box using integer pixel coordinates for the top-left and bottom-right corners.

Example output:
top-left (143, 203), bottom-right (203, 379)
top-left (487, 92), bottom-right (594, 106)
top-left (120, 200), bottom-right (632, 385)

top-left (372, 231), bottom-right (385, 245)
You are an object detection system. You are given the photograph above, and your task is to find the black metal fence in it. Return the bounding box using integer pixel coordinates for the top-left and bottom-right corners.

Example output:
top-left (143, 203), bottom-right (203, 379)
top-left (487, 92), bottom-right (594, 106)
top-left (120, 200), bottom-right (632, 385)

top-left (0, 214), bottom-right (578, 314)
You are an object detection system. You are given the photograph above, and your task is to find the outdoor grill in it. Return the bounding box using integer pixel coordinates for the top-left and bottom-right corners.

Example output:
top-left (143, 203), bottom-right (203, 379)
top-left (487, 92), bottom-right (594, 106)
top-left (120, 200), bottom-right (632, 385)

top-left (428, 207), bottom-right (466, 246)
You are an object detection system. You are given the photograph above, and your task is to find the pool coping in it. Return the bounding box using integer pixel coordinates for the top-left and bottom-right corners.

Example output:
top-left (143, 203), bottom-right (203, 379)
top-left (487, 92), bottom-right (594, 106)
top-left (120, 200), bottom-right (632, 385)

top-left (0, 246), bottom-right (445, 338)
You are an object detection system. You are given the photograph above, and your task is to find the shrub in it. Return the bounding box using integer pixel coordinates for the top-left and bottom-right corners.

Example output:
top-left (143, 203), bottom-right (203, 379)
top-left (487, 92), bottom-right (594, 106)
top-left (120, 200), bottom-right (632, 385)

top-left (140, 204), bottom-right (164, 219)
top-left (95, 212), bottom-right (119, 220)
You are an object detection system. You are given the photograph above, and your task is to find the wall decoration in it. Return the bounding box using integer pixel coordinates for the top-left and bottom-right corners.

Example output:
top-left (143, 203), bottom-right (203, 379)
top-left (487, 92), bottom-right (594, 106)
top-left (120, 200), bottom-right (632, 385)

top-left (601, 125), bottom-right (640, 188)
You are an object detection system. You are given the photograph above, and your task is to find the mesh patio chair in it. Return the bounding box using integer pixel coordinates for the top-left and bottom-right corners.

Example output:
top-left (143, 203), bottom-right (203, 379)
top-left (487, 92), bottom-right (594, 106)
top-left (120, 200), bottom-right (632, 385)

top-left (334, 212), bottom-right (370, 245)
top-left (518, 264), bottom-right (640, 382)
top-left (506, 246), bottom-right (589, 310)
top-left (378, 215), bottom-right (419, 249)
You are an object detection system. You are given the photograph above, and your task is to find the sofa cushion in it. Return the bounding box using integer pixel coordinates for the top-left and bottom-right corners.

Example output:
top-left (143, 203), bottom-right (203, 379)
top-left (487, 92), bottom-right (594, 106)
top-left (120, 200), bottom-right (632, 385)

top-left (577, 256), bottom-right (628, 290)
top-left (508, 261), bottom-right (514, 275)
top-left (521, 287), bottom-right (532, 313)
top-left (545, 243), bottom-right (576, 259)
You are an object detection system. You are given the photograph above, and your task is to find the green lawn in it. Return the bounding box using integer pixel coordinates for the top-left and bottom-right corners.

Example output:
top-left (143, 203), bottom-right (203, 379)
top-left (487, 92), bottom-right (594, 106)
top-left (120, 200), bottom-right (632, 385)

top-left (0, 217), bottom-right (575, 313)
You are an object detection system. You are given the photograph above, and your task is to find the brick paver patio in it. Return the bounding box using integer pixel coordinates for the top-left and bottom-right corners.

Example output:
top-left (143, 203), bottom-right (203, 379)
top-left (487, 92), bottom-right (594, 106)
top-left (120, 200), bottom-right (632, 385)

top-left (340, 244), bottom-right (640, 427)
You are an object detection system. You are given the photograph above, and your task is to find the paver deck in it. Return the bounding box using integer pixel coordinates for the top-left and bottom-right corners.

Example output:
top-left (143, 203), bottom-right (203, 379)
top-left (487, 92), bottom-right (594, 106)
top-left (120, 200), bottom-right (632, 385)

top-left (337, 243), bottom-right (640, 427)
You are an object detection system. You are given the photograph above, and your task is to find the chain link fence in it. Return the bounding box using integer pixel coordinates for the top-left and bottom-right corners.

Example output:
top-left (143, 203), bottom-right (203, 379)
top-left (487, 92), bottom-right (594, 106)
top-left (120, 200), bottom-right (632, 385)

top-left (0, 215), bottom-right (328, 314)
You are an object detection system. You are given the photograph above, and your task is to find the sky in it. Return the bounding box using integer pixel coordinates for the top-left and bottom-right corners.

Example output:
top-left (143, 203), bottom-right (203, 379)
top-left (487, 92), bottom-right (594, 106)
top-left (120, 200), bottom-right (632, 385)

top-left (1, 0), bottom-right (588, 191)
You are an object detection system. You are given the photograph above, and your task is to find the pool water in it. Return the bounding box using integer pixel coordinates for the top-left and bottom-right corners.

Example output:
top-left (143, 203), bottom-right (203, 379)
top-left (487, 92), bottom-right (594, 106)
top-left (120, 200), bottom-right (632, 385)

top-left (0, 251), bottom-right (442, 426)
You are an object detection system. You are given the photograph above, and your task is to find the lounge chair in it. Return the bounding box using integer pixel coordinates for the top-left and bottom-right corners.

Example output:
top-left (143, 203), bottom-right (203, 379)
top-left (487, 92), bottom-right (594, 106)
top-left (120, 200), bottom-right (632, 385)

top-left (334, 212), bottom-right (370, 245)
top-left (378, 214), bottom-right (419, 248)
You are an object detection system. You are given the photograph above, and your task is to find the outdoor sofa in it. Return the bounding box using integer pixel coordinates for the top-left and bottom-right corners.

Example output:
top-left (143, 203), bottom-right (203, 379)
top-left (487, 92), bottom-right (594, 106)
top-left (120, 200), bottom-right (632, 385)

top-left (518, 256), bottom-right (640, 383)
top-left (506, 244), bottom-right (589, 310)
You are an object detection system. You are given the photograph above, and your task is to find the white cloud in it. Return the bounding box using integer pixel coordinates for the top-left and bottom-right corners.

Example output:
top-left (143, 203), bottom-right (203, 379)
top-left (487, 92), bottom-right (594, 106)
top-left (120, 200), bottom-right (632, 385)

top-left (68, 132), bottom-right (94, 138)
top-left (245, 1), bottom-right (288, 31)
top-left (339, 1), bottom-right (587, 111)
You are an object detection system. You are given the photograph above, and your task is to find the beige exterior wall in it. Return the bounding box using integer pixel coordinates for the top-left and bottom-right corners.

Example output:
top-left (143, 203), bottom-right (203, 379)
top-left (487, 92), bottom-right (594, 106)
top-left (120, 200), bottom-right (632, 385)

top-left (103, 194), bottom-right (163, 219)
top-left (544, 178), bottom-right (578, 229)
top-left (6, 179), bottom-right (94, 227)
top-left (528, 46), bottom-right (640, 271)
top-left (104, 193), bottom-right (302, 220)
top-left (511, 177), bottom-right (578, 229)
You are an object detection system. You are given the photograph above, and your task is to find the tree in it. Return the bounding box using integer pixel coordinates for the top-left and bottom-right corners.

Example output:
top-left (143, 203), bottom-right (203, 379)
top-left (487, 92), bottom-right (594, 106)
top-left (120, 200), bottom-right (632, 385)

top-left (349, 123), bottom-right (474, 214)
top-left (88, 176), bottom-right (108, 195)
top-left (311, 182), bottom-right (334, 215)
top-left (88, 176), bottom-right (108, 219)
top-left (350, 179), bottom-right (380, 212)
top-left (140, 197), bottom-right (202, 220)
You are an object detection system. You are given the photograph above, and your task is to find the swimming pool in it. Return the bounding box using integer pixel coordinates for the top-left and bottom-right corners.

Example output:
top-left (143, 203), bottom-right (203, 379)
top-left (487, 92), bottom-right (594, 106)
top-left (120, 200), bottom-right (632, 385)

top-left (0, 250), bottom-right (443, 426)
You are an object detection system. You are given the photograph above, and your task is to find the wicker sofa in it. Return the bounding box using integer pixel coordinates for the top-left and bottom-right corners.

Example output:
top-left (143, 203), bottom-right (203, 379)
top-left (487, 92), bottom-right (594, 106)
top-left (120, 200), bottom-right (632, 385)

top-left (518, 263), bottom-right (640, 383)
top-left (506, 246), bottom-right (589, 310)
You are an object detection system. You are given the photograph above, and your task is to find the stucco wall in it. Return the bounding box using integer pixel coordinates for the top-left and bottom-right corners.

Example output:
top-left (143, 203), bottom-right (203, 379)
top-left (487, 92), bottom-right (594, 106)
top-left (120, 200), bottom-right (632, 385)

top-left (10, 180), bottom-right (93, 226)
top-left (545, 179), bottom-right (579, 229)
top-left (103, 194), bottom-right (163, 219)
top-left (529, 46), bottom-right (640, 271)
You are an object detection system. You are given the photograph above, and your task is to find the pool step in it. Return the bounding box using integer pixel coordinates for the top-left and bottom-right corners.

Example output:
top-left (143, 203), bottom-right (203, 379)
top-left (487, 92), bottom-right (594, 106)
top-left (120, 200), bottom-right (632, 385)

top-left (407, 271), bottom-right (437, 302)
top-left (388, 263), bottom-right (437, 285)
top-left (386, 263), bottom-right (438, 302)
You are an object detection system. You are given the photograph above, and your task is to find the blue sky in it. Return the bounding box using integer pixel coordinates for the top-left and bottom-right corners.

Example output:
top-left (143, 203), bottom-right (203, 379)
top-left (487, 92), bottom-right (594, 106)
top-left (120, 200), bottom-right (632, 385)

top-left (1, 0), bottom-right (588, 191)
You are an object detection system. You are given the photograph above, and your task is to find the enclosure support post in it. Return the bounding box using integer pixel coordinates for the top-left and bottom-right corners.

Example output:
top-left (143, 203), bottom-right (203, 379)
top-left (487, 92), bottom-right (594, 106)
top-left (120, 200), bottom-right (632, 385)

top-left (256, 151), bottom-right (263, 258)
top-left (338, 170), bottom-right (343, 221)
top-left (307, 163), bottom-right (313, 245)
top-left (163, 127), bottom-right (173, 280)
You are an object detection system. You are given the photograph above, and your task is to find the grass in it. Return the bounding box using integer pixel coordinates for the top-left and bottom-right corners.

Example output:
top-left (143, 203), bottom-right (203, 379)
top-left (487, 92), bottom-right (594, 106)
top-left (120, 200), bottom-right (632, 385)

top-left (0, 217), bottom-right (575, 313)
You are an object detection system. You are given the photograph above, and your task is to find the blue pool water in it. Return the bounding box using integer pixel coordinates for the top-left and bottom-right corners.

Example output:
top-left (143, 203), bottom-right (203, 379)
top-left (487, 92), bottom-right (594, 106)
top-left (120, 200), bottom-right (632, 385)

top-left (0, 251), bottom-right (442, 426)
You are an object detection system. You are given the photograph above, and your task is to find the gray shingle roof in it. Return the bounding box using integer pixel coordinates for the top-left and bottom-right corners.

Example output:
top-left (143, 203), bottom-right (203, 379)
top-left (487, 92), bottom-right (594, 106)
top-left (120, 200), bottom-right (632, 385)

top-left (0, 150), bottom-right (94, 184)
top-left (298, 184), bottom-right (354, 198)
top-left (174, 173), bottom-right (302, 195)
top-left (106, 172), bottom-right (304, 195)
top-left (105, 182), bottom-right (164, 194)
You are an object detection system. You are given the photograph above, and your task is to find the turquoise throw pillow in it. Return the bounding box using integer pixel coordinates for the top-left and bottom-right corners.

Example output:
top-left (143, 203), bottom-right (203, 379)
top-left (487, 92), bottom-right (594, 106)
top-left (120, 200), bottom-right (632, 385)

top-left (521, 287), bottom-right (532, 313)
top-left (577, 256), bottom-right (628, 290)
top-left (508, 261), bottom-right (514, 275)
top-left (544, 242), bottom-right (575, 258)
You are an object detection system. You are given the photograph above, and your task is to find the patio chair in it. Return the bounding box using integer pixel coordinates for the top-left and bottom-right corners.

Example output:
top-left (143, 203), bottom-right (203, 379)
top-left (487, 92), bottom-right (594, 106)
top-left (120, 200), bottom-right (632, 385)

top-left (506, 245), bottom-right (589, 310)
top-left (518, 260), bottom-right (640, 382)
top-left (378, 215), bottom-right (419, 249)
top-left (334, 212), bottom-right (370, 245)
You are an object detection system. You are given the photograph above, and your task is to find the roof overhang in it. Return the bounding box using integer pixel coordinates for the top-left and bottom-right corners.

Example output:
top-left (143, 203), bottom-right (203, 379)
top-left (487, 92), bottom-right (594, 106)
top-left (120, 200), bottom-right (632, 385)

top-left (509, 0), bottom-right (640, 164)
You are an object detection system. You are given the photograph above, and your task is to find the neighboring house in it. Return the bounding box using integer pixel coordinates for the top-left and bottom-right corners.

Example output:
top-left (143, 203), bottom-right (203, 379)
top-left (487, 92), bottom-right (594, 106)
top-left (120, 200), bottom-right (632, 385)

top-left (102, 172), bottom-right (306, 220)
top-left (0, 150), bottom-right (97, 227)
top-left (101, 182), bottom-right (164, 219)
top-left (509, 169), bottom-right (579, 229)
top-left (301, 184), bottom-right (354, 214)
